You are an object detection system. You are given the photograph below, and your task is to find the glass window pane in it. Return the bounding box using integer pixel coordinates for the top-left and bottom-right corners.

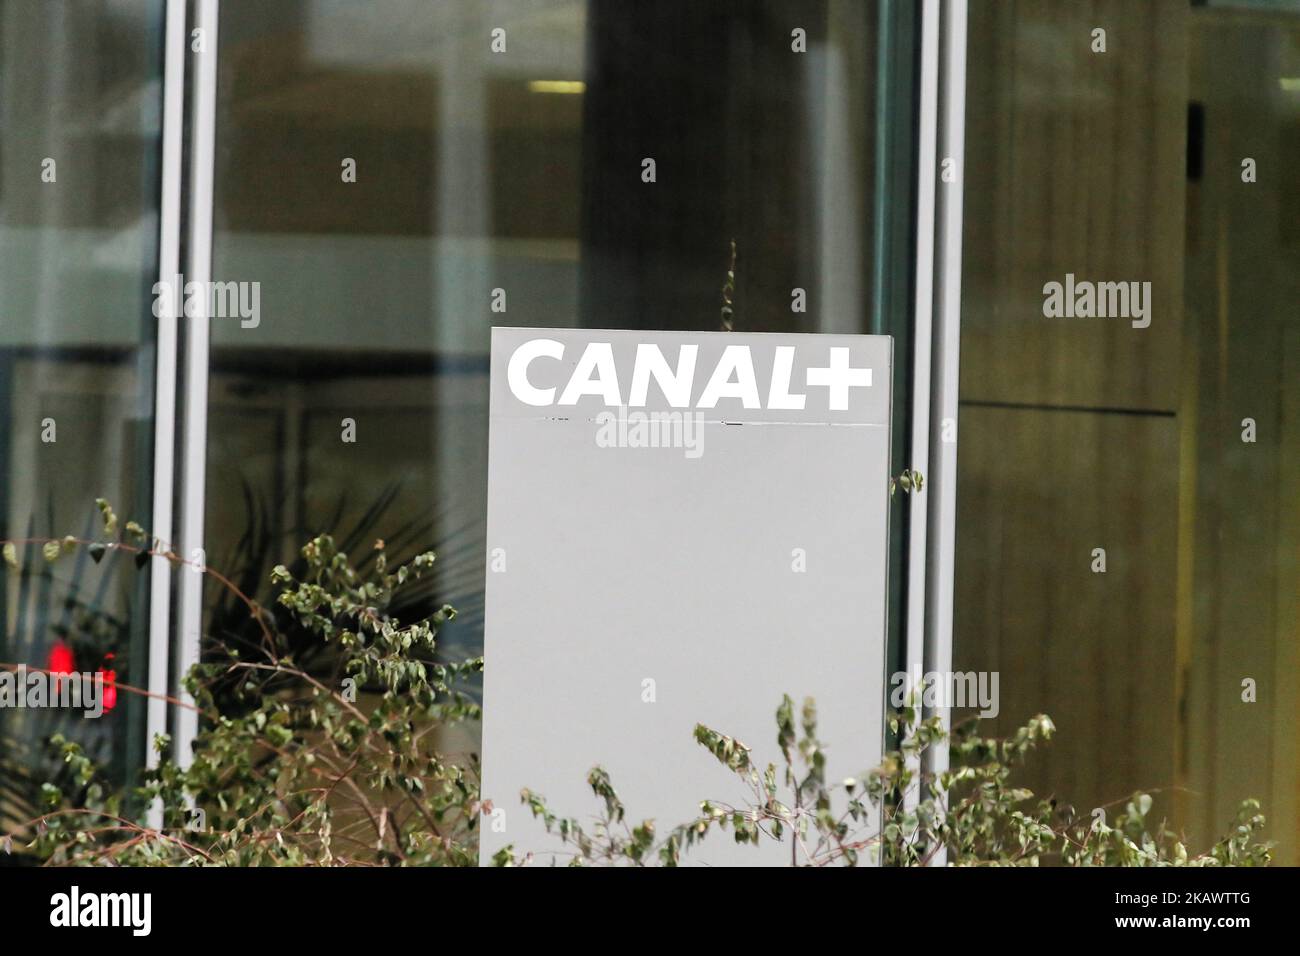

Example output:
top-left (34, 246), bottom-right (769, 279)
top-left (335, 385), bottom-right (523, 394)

top-left (956, 0), bottom-right (1300, 862)
top-left (206, 0), bottom-right (915, 707)
top-left (0, 0), bottom-right (164, 811)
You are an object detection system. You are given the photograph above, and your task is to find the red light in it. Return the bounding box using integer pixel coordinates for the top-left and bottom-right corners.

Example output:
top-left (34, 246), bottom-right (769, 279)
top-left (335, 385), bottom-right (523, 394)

top-left (45, 643), bottom-right (118, 713)
top-left (47, 640), bottom-right (75, 674)
top-left (98, 652), bottom-right (118, 713)
top-left (98, 669), bottom-right (118, 712)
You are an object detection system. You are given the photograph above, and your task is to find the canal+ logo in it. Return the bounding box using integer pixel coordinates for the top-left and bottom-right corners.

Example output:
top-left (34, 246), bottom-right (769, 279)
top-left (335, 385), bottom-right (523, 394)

top-left (506, 339), bottom-right (873, 411)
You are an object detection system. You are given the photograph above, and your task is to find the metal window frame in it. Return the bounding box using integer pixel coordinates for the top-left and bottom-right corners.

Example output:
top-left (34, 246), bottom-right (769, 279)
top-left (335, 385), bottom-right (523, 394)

top-left (901, 0), bottom-right (941, 823)
top-left (173, 0), bottom-right (220, 770)
top-left (144, 0), bottom-right (188, 829)
top-left (906, 0), bottom-right (968, 867)
top-left (146, 0), bottom-right (220, 814)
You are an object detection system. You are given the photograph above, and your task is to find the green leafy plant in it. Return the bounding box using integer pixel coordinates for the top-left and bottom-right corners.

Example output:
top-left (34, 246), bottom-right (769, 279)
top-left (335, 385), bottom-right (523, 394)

top-left (497, 696), bottom-right (1273, 867)
top-left (1, 503), bottom-right (1275, 868)
top-left (2, 502), bottom-right (482, 866)
top-left (1, 498), bottom-right (133, 834)
top-left (202, 481), bottom-right (480, 715)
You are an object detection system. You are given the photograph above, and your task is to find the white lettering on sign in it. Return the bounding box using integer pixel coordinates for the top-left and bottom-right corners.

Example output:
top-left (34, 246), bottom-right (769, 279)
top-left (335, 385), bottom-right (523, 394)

top-left (806, 347), bottom-right (873, 411)
top-left (767, 346), bottom-right (807, 410)
top-left (507, 338), bottom-right (564, 406)
top-left (506, 339), bottom-right (872, 410)
top-left (629, 343), bottom-right (698, 408)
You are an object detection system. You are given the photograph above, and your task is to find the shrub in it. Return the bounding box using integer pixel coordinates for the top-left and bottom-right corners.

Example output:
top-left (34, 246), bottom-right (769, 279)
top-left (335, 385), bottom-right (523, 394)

top-left (496, 696), bottom-right (1273, 867)
top-left (4, 502), bottom-right (481, 865)
top-left (1, 503), bottom-right (1274, 867)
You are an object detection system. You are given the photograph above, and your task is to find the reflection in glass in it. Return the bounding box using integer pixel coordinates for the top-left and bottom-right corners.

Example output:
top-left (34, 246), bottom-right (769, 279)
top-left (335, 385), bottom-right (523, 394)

top-left (955, 0), bottom-right (1299, 862)
top-left (206, 0), bottom-right (902, 740)
top-left (0, 0), bottom-right (163, 818)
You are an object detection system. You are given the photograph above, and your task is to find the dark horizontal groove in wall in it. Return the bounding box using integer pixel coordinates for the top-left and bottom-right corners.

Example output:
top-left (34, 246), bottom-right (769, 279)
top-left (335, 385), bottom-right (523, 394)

top-left (0, 345), bottom-right (493, 379)
top-left (0, 345), bottom-right (135, 365)
top-left (208, 348), bottom-right (491, 380)
top-left (960, 399), bottom-right (1177, 419)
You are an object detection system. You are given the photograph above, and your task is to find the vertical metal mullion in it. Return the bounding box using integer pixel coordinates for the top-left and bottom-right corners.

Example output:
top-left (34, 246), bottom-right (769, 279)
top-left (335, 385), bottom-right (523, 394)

top-left (174, 0), bottom-right (220, 769)
top-left (902, 0), bottom-right (940, 821)
top-left (145, 0), bottom-right (188, 829)
top-left (922, 0), bottom-right (969, 867)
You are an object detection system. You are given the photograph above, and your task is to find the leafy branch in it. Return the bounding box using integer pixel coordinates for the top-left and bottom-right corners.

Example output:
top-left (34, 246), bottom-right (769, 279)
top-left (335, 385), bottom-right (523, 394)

top-left (2, 500), bottom-right (482, 866)
top-left (497, 696), bottom-right (1273, 868)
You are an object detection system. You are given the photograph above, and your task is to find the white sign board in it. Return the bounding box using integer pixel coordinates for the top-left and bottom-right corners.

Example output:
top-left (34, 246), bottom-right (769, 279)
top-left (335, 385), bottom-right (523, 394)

top-left (480, 328), bottom-right (892, 865)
